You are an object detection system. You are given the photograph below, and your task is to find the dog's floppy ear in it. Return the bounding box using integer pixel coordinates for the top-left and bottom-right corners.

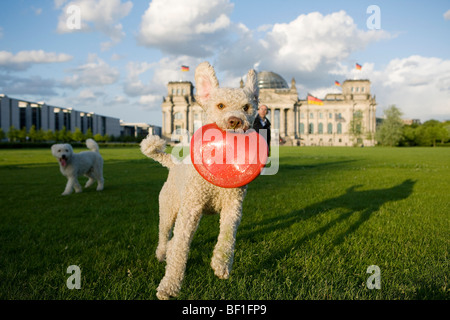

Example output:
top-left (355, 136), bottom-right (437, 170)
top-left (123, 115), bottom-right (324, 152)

top-left (195, 62), bottom-right (219, 109)
top-left (244, 69), bottom-right (259, 105)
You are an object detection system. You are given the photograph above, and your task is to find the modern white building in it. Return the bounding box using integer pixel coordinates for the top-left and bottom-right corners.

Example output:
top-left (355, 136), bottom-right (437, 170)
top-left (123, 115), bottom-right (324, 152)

top-left (0, 94), bottom-right (121, 137)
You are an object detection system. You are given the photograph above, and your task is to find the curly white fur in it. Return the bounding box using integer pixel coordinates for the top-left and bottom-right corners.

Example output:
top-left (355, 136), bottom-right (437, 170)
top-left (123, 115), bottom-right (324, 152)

top-left (141, 61), bottom-right (258, 300)
top-left (51, 139), bottom-right (104, 195)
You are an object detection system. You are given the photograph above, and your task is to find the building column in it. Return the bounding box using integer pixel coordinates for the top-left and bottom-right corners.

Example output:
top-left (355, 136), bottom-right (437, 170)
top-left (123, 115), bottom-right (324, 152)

top-left (287, 108), bottom-right (295, 137)
top-left (279, 108), bottom-right (285, 137)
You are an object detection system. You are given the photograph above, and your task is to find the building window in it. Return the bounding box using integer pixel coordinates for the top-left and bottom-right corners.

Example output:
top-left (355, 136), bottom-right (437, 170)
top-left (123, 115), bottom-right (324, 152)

top-left (329, 113), bottom-right (332, 119)
top-left (318, 123), bottom-right (323, 134)
top-left (174, 112), bottom-right (183, 120)
top-left (19, 105), bottom-right (27, 130)
top-left (310, 112), bottom-right (314, 119)
top-left (308, 123), bottom-right (314, 134)
top-left (300, 112), bottom-right (305, 119)
top-left (319, 112), bottom-right (323, 119)
top-left (351, 87), bottom-right (354, 92)
top-left (299, 123), bottom-right (304, 134)
top-left (327, 123), bottom-right (333, 134)
top-left (361, 87), bottom-right (365, 93)
top-left (337, 123), bottom-right (342, 134)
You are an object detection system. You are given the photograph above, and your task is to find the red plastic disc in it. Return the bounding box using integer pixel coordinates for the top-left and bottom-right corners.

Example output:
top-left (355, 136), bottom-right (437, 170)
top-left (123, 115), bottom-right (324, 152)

top-left (190, 123), bottom-right (268, 188)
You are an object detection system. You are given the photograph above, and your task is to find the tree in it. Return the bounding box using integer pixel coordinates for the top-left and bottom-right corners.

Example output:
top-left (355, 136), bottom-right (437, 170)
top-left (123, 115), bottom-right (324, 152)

top-left (93, 133), bottom-right (103, 142)
top-left (420, 120), bottom-right (449, 147)
top-left (349, 110), bottom-right (364, 146)
top-left (85, 128), bottom-right (93, 140)
top-left (0, 128), bottom-right (5, 141)
top-left (28, 125), bottom-right (38, 142)
top-left (375, 105), bottom-right (404, 146)
top-left (72, 127), bottom-right (85, 142)
top-left (7, 126), bottom-right (19, 142)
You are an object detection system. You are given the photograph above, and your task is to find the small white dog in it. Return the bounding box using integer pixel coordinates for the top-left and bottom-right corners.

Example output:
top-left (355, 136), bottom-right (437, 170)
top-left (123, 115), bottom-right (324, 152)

top-left (140, 62), bottom-right (259, 299)
top-left (51, 138), bottom-right (104, 195)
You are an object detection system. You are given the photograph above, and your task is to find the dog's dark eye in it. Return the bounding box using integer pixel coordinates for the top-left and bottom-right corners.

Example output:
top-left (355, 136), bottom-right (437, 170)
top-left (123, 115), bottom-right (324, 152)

top-left (65, 149), bottom-right (68, 152)
top-left (243, 104), bottom-right (250, 112)
top-left (58, 149), bottom-right (61, 152)
top-left (217, 103), bottom-right (225, 110)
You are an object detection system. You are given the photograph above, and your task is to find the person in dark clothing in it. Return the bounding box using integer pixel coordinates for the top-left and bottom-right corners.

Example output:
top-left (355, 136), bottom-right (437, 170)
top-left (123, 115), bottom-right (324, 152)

top-left (252, 105), bottom-right (271, 151)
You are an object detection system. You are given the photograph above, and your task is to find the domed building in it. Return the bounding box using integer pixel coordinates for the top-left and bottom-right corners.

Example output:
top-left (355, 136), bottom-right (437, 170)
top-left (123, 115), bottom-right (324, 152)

top-left (160, 70), bottom-right (376, 147)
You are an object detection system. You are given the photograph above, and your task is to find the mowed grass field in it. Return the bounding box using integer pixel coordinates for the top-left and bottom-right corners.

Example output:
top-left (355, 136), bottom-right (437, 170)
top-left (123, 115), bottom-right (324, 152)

top-left (0, 145), bottom-right (448, 300)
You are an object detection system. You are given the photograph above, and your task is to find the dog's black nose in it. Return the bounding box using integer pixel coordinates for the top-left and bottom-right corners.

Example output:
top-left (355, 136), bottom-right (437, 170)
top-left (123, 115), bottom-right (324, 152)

top-left (227, 116), bottom-right (242, 129)
top-left (61, 155), bottom-right (67, 159)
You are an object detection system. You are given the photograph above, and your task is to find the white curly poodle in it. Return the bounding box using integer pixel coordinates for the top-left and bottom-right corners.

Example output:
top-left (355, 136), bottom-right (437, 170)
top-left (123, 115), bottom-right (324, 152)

top-left (140, 62), bottom-right (260, 300)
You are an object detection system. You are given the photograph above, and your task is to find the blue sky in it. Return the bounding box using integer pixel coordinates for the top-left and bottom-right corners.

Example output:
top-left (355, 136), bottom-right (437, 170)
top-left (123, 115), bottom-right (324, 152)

top-left (1, 0), bottom-right (449, 126)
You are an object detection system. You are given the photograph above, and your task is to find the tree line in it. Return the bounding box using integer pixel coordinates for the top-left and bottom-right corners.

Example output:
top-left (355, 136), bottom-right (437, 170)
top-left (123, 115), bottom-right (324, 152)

top-left (376, 105), bottom-right (450, 147)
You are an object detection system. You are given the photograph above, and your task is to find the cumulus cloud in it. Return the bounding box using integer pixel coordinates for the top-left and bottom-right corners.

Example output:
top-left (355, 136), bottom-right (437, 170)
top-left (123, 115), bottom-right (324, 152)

top-left (138, 0), bottom-right (234, 56)
top-left (63, 54), bottom-right (119, 88)
top-left (123, 61), bottom-right (154, 96)
top-left (56, 0), bottom-right (133, 49)
top-left (0, 50), bottom-right (72, 71)
top-left (216, 10), bottom-right (390, 90)
top-left (371, 55), bottom-right (450, 120)
top-left (0, 74), bottom-right (58, 96)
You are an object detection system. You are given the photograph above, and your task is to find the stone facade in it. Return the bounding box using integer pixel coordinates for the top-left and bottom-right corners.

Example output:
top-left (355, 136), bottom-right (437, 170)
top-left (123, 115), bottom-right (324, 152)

top-left (161, 73), bottom-right (376, 147)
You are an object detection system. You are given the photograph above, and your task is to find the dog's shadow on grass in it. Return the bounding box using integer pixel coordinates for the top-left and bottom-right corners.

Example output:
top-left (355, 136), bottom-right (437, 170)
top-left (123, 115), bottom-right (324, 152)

top-left (239, 179), bottom-right (416, 269)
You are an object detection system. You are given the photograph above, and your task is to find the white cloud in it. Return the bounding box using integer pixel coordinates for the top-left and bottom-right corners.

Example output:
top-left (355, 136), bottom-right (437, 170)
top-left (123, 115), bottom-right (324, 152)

top-left (123, 61), bottom-right (154, 96)
top-left (264, 11), bottom-right (389, 72)
top-left (0, 50), bottom-right (72, 70)
top-left (444, 9), bottom-right (450, 20)
top-left (56, 0), bottom-right (133, 48)
top-left (63, 54), bottom-right (119, 88)
top-left (139, 94), bottom-right (161, 107)
top-left (138, 0), bottom-right (234, 56)
top-left (371, 55), bottom-right (450, 120)
top-left (0, 74), bottom-right (58, 96)
top-left (216, 10), bottom-right (390, 88)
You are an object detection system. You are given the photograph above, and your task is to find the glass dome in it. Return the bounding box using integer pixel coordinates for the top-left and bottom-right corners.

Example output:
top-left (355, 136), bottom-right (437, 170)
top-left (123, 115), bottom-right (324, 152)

top-left (257, 71), bottom-right (289, 89)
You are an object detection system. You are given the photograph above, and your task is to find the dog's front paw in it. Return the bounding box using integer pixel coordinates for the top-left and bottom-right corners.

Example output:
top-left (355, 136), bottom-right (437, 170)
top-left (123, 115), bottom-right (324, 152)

top-left (211, 256), bottom-right (231, 279)
top-left (156, 278), bottom-right (180, 300)
top-left (155, 246), bottom-right (166, 262)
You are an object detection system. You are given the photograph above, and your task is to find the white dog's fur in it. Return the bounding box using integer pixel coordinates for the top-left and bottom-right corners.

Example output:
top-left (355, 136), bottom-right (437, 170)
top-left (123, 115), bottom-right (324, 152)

top-left (140, 62), bottom-right (259, 300)
top-left (51, 139), bottom-right (104, 195)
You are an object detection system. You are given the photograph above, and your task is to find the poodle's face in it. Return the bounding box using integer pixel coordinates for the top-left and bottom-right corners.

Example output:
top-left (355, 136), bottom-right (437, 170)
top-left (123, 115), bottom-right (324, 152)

top-left (194, 62), bottom-right (259, 133)
top-left (51, 144), bottom-right (73, 167)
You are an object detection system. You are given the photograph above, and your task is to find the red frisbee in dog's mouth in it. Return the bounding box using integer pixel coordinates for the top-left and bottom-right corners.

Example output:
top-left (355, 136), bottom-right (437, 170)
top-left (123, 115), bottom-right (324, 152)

top-left (190, 123), bottom-right (268, 188)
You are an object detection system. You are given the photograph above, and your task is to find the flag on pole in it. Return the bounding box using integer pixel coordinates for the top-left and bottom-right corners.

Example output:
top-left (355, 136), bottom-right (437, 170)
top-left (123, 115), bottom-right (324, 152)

top-left (355, 63), bottom-right (362, 70)
top-left (181, 65), bottom-right (189, 72)
top-left (307, 94), bottom-right (323, 105)
top-left (335, 80), bottom-right (341, 87)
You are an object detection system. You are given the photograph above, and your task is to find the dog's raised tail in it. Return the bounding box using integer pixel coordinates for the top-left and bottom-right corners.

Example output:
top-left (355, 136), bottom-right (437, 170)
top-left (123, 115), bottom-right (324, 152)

top-left (140, 135), bottom-right (175, 169)
top-left (86, 138), bottom-right (100, 153)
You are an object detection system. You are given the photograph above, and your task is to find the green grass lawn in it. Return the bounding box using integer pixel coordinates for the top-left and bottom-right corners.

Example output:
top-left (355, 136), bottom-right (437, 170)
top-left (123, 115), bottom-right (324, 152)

top-left (0, 146), bottom-right (448, 300)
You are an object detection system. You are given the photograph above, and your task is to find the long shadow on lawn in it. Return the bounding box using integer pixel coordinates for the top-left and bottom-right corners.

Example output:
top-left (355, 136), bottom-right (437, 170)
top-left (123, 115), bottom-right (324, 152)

top-left (239, 179), bottom-right (416, 269)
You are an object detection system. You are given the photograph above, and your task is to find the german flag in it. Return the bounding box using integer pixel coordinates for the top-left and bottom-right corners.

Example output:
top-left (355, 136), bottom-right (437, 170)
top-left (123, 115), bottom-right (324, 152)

top-left (355, 63), bottom-right (362, 70)
top-left (307, 94), bottom-right (323, 105)
top-left (335, 80), bottom-right (341, 87)
top-left (181, 65), bottom-right (189, 72)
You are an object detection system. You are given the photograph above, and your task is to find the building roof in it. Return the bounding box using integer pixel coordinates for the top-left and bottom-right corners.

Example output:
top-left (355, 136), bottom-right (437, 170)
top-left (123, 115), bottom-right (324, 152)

top-left (257, 71), bottom-right (289, 89)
